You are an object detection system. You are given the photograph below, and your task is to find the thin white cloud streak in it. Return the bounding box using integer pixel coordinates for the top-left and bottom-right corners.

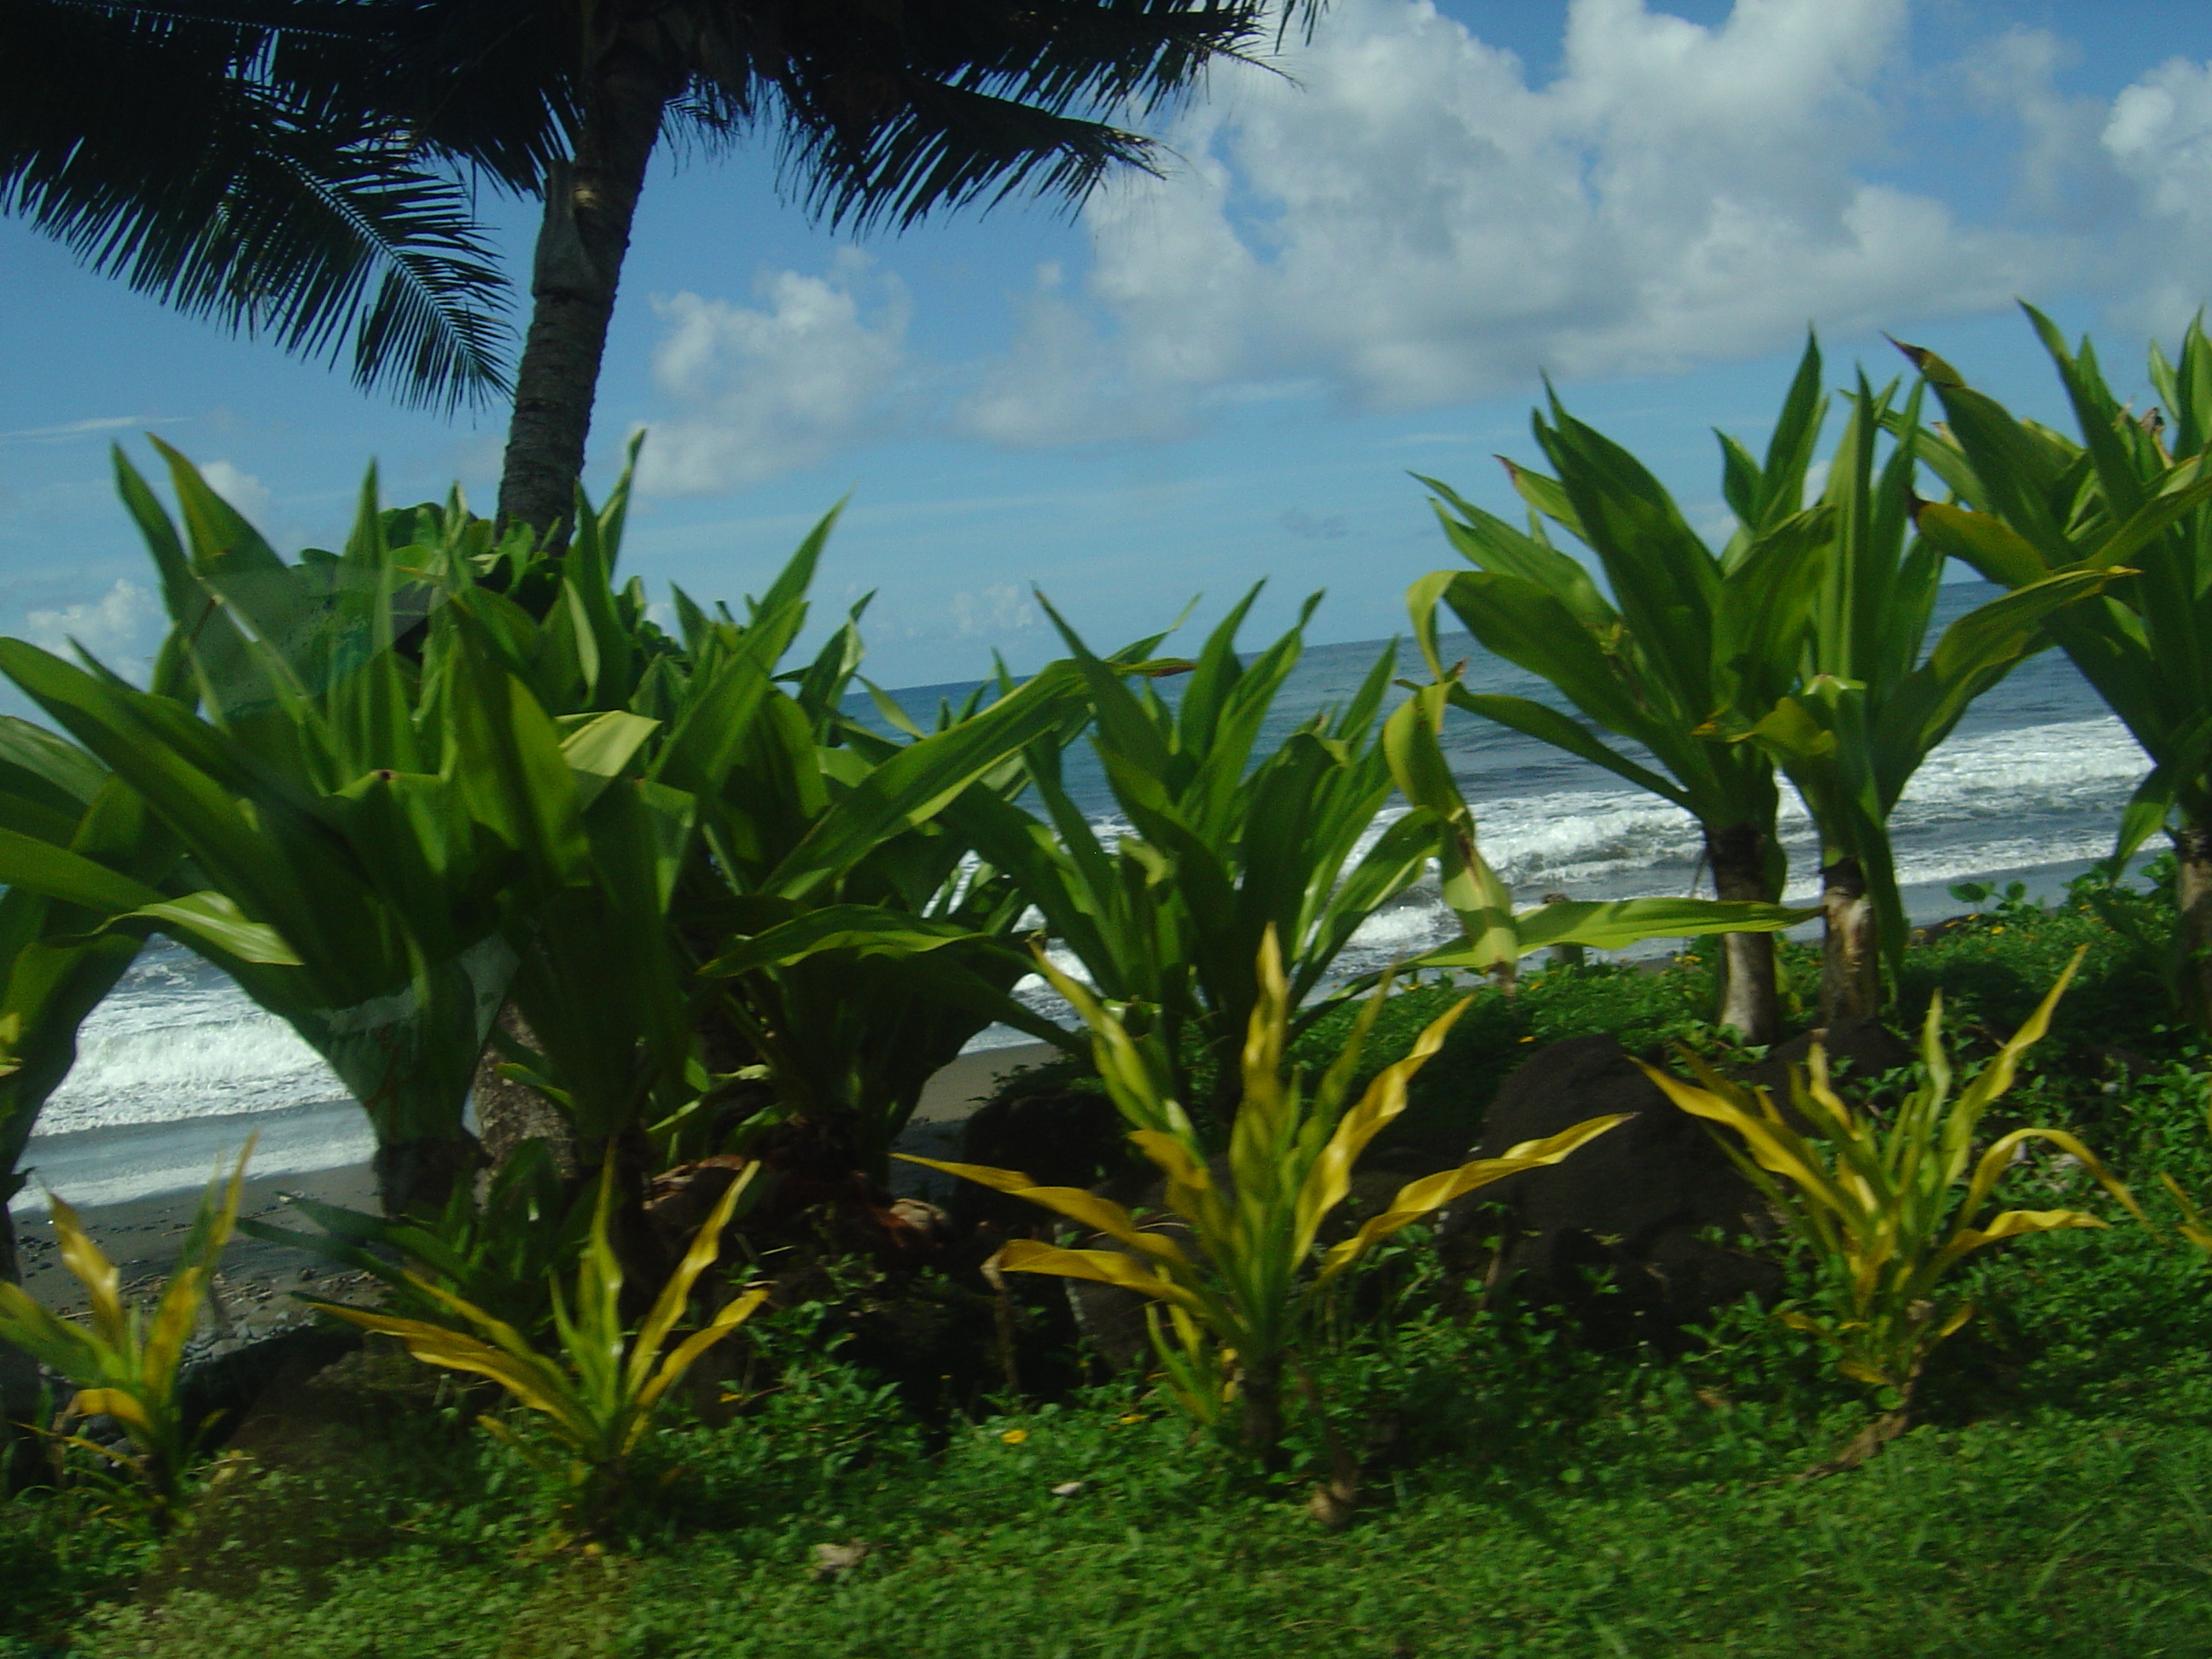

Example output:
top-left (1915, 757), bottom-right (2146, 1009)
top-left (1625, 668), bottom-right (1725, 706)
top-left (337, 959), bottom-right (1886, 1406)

top-left (0, 416), bottom-right (177, 444)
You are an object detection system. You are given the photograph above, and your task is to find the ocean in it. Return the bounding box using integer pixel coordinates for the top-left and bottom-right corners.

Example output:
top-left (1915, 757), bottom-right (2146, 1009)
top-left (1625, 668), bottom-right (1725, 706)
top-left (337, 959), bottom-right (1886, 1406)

top-left (10, 581), bottom-right (2149, 1211)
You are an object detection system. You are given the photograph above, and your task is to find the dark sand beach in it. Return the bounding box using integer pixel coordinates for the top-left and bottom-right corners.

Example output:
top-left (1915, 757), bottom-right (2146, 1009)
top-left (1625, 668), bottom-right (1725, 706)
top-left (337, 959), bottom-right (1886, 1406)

top-left (15, 1041), bottom-right (1062, 1335)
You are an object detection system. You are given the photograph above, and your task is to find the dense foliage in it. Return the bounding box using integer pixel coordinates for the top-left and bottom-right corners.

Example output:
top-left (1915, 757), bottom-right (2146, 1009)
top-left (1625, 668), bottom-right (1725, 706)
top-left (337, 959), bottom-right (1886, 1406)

top-left (11, 312), bottom-right (2212, 1651)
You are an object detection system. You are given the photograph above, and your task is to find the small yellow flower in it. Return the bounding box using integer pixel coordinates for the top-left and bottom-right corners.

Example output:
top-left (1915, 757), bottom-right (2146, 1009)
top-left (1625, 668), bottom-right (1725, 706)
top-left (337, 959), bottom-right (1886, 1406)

top-left (1000, 1428), bottom-right (1030, 1446)
top-left (1990, 926), bottom-right (2005, 934)
top-left (1116, 1412), bottom-right (1146, 1426)
top-left (1518, 1034), bottom-right (1535, 1044)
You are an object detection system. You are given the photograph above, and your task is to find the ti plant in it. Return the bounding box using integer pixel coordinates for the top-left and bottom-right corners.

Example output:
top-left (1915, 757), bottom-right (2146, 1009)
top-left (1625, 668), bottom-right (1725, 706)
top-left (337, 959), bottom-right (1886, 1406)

top-left (0, 442), bottom-right (649, 1216)
top-left (1637, 949), bottom-right (2145, 1458)
top-left (1720, 339), bottom-right (2119, 1022)
top-left (1901, 307), bottom-right (2212, 1032)
top-left (904, 929), bottom-right (1626, 1461)
top-left (0, 1138), bottom-right (254, 1524)
top-left (309, 1158), bottom-right (766, 1531)
top-left (0, 705), bottom-right (299, 1275)
top-left (239, 1140), bottom-right (591, 1342)
top-left (1409, 371), bottom-right (1834, 1040)
top-left (948, 589), bottom-right (1436, 1121)
top-left (1379, 680), bottom-right (1813, 987)
top-left (682, 596), bottom-right (1106, 1177)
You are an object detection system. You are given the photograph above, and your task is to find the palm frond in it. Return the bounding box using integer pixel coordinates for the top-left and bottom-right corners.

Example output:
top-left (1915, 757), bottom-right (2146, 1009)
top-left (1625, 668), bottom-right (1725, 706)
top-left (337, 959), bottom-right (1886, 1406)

top-left (0, 0), bottom-right (513, 410)
top-left (748, 0), bottom-right (1279, 229)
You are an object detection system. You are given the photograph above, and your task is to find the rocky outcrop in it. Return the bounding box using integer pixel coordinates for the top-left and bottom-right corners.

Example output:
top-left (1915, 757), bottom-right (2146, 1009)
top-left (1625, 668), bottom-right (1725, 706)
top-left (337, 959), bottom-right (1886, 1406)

top-left (1435, 1034), bottom-right (1784, 1348)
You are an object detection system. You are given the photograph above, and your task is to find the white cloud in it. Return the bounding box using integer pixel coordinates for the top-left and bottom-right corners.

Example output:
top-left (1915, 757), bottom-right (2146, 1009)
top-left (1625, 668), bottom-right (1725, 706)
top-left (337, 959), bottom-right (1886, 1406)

top-left (0, 416), bottom-right (160, 444)
top-left (2100, 55), bottom-right (2212, 333)
top-left (636, 251), bottom-right (911, 494)
top-left (966, 0), bottom-right (2076, 427)
top-left (947, 583), bottom-right (1039, 640)
top-left (632, 0), bottom-right (2212, 480)
top-left (25, 579), bottom-right (162, 677)
top-left (198, 460), bottom-right (272, 526)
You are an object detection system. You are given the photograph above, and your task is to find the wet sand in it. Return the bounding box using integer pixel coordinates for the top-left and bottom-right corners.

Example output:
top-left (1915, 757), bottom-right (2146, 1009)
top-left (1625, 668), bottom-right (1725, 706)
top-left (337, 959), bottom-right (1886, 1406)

top-left (14, 1041), bottom-right (1062, 1327)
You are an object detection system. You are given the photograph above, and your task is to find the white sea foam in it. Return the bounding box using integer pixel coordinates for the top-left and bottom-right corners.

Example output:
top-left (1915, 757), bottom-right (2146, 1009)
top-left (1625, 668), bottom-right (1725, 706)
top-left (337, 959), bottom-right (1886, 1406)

top-left (30, 951), bottom-right (346, 1142)
top-left (17, 692), bottom-right (2157, 1152)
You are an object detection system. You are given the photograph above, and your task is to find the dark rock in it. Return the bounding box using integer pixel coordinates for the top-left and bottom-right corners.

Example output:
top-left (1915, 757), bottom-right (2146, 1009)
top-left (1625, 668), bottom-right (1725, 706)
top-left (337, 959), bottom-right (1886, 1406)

top-left (951, 1086), bottom-right (1138, 1234)
top-left (1435, 1034), bottom-right (1783, 1348)
top-left (177, 1324), bottom-right (363, 1450)
top-left (1741, 1016), bottom-right (1916, 1106)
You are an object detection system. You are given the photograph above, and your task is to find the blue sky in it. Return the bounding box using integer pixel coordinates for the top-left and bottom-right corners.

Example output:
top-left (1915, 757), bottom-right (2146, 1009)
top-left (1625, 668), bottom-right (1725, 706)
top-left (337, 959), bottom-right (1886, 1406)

top-left (5, 0), bottom-right (2212, 688)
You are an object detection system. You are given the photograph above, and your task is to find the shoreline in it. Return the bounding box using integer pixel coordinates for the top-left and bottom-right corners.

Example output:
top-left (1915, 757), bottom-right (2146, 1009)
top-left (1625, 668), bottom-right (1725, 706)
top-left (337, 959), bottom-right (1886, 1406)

top-left (14, 1041), bottom-right (1064, 1326)
top-left (4, 842), bottom-right (2153, 1323)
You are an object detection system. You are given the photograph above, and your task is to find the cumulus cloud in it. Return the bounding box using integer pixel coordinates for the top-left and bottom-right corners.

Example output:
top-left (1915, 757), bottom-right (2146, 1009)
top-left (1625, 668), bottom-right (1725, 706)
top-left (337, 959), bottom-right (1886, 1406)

top-left (635, 0), bottom-right (2212, 481)
top-left (2098, 55), bottom-right (2212, 332)
top-left (198, 460), bottom-right (273, 526)
top-left (963, 0), bottom-right (2077, 428)
top-left (948, 583), bottom-right (1040, 640)
top-left (637, 251), bottom-right (911, 494)
top-left (25, 579), bottom-right (162, 677)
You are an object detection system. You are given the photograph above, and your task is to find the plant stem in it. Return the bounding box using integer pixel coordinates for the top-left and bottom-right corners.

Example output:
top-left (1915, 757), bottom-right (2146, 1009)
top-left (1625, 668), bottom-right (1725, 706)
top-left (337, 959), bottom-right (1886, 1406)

top-left (1240, 1352), bottom-right (1285, 1468)
top-left (2174, 819), bottom-right (2212, 1035)
top-left (1706, 822), bottom-right (1782, 1044)
top-left (372, 1132), bottom-right (484, 1220)
top-left (1819, 852), bottom-right (1882, 1023)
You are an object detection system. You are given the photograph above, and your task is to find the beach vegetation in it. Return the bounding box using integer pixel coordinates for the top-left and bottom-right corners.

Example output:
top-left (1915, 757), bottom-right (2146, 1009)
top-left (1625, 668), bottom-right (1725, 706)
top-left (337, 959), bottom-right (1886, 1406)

top-left (0, 443), bottom-right (616, 1216)
top-left (1720, 347), bottom-right (2117, 1022)
top-left (0, 678), bottom-right (300, 1318)
top-left (236, 1139), bottom-right (592, 1343)
top-left (306, 1157), bottom-right (766, 1533)
top-left (906, 930), bottom-right (1623, 1464)
top-left (1906, 306), bottom-right (2212, 1032)
top-left (5, 899), bottom-right (2212, 1650)
top-left (1377, 678), bottom-right (1815, 990)
top-left (946, 591), bottom-right (1435, 1122)
top-left (1640, 951), bottom-right (2149, 1459)
top-left (0, 1141), bottom-right (253, 1526)
top-left (1408, 375), bottom-right (1831, 1042)
top-left (21, 318), bottom-right (2212, 1650)
top-left (675, 603), bottom-right (1119, 1180)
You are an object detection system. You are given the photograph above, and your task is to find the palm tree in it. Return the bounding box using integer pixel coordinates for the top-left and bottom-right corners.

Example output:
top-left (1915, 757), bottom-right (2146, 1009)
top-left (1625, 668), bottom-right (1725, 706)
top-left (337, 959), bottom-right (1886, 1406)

top-left (1906, 309), bottom-right (2212, 1031)
top-left (1410, 387), bottom-right (1833, 1044)
top-left (359, 0), bottom-right (1310, 531)
top-left (1717, 345), bottom-right (2116, 1023)
top-left (2, 0), bottom-right (510, 410)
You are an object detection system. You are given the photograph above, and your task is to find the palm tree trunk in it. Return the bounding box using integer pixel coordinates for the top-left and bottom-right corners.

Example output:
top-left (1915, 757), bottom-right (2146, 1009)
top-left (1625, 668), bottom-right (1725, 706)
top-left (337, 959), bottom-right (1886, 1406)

top-left (2174, 820), bottom-right (2212, 1034)
top-left (496, 38), bottom-right (679, 534)
top-left (372, 1134), bottom-right (484, 1220)
top-left (1705, 822), bottom-right (1782, 1045)
top-left (470, 1005), bottom-right (578, 1182)
top-left (1819, 852), bottom-right (1881, 1025)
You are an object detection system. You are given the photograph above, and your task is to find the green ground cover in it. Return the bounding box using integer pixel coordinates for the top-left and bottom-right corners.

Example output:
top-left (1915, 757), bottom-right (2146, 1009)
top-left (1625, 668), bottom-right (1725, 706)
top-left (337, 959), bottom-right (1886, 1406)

top-left (9, 893), bottom-right (2212, 1656)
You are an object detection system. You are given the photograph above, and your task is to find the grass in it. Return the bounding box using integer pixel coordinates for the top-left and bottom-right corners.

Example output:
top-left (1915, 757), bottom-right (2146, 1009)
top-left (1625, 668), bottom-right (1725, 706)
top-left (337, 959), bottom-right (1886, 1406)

top-left (11, 888), bottom-right (2212, 1656)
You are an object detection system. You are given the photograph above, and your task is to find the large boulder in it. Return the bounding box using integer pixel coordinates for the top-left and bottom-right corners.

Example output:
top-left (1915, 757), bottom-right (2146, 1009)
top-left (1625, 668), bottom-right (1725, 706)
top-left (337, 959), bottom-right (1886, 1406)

top-left (1741, 1015), bottom-right (1915, 1109)
top-left (949, 1086), bottom-right (1138, 1235)
top-left (1435, 1034), bottom-right (1784, 1348)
